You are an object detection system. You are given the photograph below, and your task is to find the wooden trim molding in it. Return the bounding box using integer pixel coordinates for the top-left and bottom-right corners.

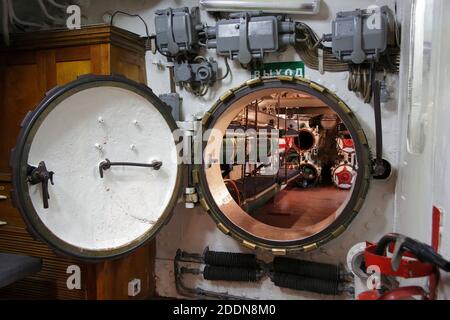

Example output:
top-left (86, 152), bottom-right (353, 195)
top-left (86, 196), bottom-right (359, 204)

top-left (0, 173), bottom-right (12, 183)
top-left (1, 25), bottom-right (147, 54)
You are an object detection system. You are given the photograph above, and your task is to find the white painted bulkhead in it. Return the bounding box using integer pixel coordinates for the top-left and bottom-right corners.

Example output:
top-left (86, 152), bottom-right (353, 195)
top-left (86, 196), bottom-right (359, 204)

top-left (77, 0), bottom-right (402, 299)
top-left (394, 0), bottom-right (450, 299)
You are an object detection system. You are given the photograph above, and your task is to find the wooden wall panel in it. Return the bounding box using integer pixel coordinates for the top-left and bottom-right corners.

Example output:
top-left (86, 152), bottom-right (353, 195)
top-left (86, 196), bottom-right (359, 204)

top-left (94, 242), bottom-right (155, 300)
top-left (0, 182), bottom-right (25, 228)
top-left (90, 44), bottom-right (110, 76)
top-left (37, 50), bottom-right (57, 91)
top-left (56, 60), bottom-right (92, 85)
top-left (55, 46), bottom-right (91, 63)
top-left (0, 53), bottom-right (6, 177)
top-left (111, 45), bottom-right (146, 83)
top-left (0, 63), bottom-right (40, 173)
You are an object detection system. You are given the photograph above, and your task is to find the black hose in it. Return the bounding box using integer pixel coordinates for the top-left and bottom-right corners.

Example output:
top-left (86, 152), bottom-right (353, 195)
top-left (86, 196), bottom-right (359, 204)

top-left (374, 234), bottom-right (398, 256)
top-left (373, 80), bottom-right (383, 166)
top-left (375, 234), bottom-right (450, 272)
top-left (203, 266), bottom-right (258, 282)
top-left (273, 257), bottom-right (340, 282)
top-left (204, 250), bottom-right (259, 269)
top-left (217, 57), bottom-right (231, 81)
top-left (273, 272), bottom-right (339, 296)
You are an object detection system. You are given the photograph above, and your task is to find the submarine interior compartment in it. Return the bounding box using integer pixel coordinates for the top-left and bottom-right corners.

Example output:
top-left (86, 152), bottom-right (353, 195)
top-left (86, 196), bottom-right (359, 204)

top-left (0, 0), bottom-right (450, 301)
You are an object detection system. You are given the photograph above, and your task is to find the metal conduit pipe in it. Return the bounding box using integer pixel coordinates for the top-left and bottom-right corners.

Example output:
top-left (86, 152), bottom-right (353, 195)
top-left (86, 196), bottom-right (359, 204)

top-left (7, 0), bottom-right (44, 28)
top-left (1, 0), bottom-right (9, 46)
top-left (46, 0), bottom-right (66, 10)
top-left (37, 0), bottom-right (63, 23)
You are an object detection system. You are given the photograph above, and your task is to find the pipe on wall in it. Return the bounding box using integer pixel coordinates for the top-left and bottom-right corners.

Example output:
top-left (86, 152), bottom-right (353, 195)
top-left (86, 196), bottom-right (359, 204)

top-left (1, 0), bottom-right (9, 46)
top-left (7, 0), bottom-right (45, 28)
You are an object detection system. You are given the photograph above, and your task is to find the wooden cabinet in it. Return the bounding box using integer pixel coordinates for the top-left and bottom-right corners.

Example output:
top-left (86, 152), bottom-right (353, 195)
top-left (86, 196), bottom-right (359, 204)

top-left (0, 25), bottom-right (155, 299)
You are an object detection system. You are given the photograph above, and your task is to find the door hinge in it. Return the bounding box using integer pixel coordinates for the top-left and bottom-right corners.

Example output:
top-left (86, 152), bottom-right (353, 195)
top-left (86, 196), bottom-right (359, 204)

top-left (178, 115), bottom-right (206, 210)
top-left (177, 114), bottom-right (205, 164)
top-left (185, 187), bottom-right (199, 209)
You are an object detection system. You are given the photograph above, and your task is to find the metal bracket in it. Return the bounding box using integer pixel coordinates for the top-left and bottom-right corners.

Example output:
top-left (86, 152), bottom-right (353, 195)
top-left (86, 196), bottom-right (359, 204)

top-left (166, 8), bottom-right (180, 56)
top-left (237, 13), bottom-right (253, 65)
top-left (185, 187), bottom-right (199, 209)
top-left (177, 115), bottom-right (204, 163)
top-left (350, 10), bottom-right (366, 64)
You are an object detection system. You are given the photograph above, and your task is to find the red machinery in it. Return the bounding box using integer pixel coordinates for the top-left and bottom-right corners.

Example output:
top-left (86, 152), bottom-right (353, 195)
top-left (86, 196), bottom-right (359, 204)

top-left (332, 164), bottom-right (356, 190)
top-left (357, 229), bottom-right (449, 300)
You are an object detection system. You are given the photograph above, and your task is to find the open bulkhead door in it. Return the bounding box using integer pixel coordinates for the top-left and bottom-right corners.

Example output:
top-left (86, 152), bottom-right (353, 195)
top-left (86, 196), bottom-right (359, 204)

top-left (195, 77), bottom-right (372, 255)
top-left (10, 75), bottom-right (183, 261)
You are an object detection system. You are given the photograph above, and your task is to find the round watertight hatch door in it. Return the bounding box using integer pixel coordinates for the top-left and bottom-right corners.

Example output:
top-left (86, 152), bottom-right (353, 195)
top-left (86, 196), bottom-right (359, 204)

top-left (11, 75), bottom-right (183, 261)
top-left (196, 77), bottom-right (371, 255)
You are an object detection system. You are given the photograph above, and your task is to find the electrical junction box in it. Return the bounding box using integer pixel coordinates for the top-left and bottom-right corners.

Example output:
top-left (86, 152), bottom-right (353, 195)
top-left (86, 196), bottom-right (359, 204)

top-left (327, 6), bottom-right (390, 64)
top-left (173, 59), bottom-right (219, 86)
top-left (155, 7), bottom-right (202, 56)
top-left (206, 14), bottom-right (295, 66)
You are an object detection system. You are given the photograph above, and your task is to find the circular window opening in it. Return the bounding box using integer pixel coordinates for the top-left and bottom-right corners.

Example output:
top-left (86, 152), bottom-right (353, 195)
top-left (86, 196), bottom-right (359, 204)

top-left (199, 78), bottom-right (370, 252)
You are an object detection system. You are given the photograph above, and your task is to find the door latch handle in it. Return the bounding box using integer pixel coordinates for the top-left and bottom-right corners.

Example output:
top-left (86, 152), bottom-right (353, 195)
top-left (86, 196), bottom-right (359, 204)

top-left (27, 161), bottom-right (54, 209)
top-left (99, 159), bottom-right (163, 178)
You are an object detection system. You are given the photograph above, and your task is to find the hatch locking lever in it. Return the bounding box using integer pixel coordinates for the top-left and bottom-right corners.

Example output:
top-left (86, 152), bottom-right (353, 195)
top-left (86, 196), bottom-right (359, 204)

top-left (99, 159), bottom-right (163, 178)
top-left (27, 161), bottom-right (54, 209)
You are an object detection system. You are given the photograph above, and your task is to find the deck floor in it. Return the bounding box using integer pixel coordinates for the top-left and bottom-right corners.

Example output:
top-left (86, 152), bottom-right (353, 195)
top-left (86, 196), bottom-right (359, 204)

top-left (252, 186), bottom-right (350, 229)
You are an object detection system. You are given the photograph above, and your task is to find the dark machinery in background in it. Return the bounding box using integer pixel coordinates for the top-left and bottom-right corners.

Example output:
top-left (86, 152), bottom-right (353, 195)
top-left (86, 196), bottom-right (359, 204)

top-left (175, 247), bottom-right (354, 299)
top-left (281, 117), bottom-right (357, 190)
top-left (332, 124), bottom-right (357, 190)
top-left (219, 107), bottom-right (358, 216)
